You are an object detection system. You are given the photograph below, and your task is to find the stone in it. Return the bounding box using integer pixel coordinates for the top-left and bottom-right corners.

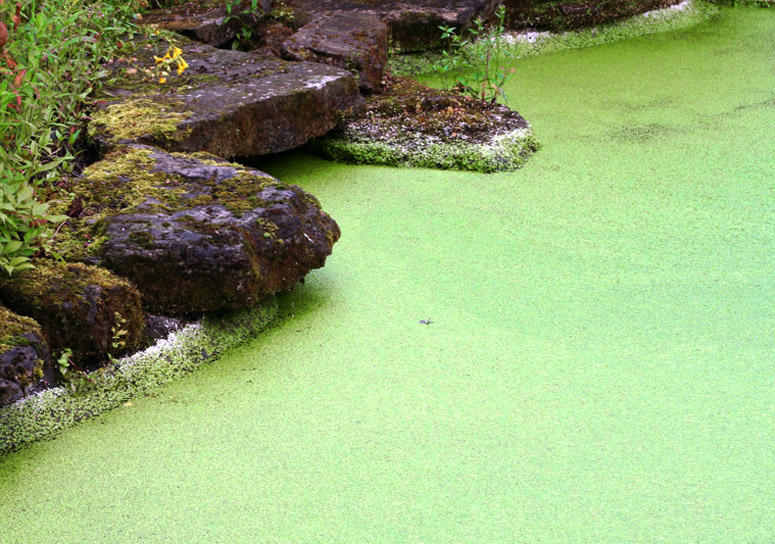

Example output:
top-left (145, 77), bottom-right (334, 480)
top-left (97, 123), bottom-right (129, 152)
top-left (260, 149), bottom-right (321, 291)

top-left (502, 0), bottom-right (685, 31)
top-left (308, 77), bottom-right (538, 173)
top-left (0, 306), bottom-right (53, 406)
top-left (286, 0), bottom-right (500, 52)
top-left (52, 145), bottom-right (341, 315)
top-left (282, 12), bottom-right (388, 91)
top-left (89, 37), bottom-right (363, 158)
top-left (0, 262), bottom-right (146, 368)
top-left (142, 0), bottom-right (275, 48)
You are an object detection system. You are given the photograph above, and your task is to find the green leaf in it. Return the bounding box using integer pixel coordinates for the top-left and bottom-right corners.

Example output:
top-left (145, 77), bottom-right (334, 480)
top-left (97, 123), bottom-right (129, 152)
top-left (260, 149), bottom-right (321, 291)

top-left (9, 255), bottom-right (31, 266)
top-left (32, 202), bottom-right (50, 216)
top-left (3, 241), bottom-right (23, 255)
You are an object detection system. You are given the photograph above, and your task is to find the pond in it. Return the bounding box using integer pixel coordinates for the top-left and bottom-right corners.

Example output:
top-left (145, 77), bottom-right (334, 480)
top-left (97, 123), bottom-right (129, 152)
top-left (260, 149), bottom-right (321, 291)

top-left (1, 6), bottom-right (773, 542)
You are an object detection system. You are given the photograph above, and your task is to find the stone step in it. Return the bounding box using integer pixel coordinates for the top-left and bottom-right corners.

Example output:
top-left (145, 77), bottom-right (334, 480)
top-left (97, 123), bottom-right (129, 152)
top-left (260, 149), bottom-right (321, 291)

top-left (89, 37), bottom-right (362, 158)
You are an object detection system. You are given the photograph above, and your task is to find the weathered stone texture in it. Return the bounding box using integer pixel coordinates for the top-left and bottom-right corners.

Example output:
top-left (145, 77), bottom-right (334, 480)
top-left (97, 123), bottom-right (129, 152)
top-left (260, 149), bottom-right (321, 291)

top-left (90, 39), bottom-right (363, 158)
top-left (66, 146), bottom-right (340, 315)
top-left (287, 0), bottom-right (500, 51)
top-left (0, 262), bottom-right (146, 367)
top-left (282, 12), bottom-right (388, 91)
top-left (0, 306), bottom-right (53, 406)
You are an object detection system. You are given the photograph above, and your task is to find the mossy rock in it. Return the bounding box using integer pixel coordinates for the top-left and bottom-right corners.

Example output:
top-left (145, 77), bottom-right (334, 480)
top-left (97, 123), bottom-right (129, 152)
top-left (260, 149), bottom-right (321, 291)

top-left (89, 35), bottom-right (362, 158)
top-left (0, 300), bottom-right (277, 453)
top-left (286, 0), bottom-right (500, 52)
top-left (502, 0), bottom-right (685, 31)
top-left (308, 77), bottom-right (539, 173)
top-left (0, 261), bottom-right (146, 368)
top-left (51, 145), bottom-right (340, 315)
top-left (0, 306), bottom-right (53, 406)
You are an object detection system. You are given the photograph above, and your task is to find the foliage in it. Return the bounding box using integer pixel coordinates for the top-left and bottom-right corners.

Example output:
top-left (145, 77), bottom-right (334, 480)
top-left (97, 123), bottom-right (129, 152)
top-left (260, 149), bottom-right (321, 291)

top-left (223, 0), bottom-right (264, 51)
top-left (0, 170), bottom-right (67, 275)
top-left (433, 4), bottom-right (515, 105)
top-left (109, 312), bottom-right (129, 362)
top-left (267, 0), bottom-right (295, 24)
top-left (56, 347), bottom-right (93, 392)
top-left (0, 0), bottom-right (144, 274)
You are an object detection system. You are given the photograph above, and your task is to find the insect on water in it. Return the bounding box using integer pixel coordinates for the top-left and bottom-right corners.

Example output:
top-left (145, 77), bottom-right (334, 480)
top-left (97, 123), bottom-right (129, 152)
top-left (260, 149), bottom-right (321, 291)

top-left (419, 318), bottom-right (433, 325)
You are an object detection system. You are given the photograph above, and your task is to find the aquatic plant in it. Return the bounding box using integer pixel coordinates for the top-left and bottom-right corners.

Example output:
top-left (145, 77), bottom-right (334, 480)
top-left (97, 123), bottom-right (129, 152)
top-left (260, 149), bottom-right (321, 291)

top-left (433, 4), bottom-right (514, 105)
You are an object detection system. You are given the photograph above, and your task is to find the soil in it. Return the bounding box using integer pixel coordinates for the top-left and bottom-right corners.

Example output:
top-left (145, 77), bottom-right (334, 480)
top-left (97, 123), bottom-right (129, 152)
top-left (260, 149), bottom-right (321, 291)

top-left (353, 76), bottom-right (528, 145)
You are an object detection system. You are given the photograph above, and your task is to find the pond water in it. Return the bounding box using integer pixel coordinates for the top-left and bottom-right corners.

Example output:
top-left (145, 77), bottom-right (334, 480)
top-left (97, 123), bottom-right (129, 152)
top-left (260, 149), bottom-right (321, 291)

top-left (1, 7), bottom-right (773, 542)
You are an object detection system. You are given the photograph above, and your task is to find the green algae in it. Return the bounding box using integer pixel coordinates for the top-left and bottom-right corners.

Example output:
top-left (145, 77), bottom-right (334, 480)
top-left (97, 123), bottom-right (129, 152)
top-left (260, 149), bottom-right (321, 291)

top-left (0, 6), bottom-right (774, 543)
top-left (313, 129), bottom-right (540, 173)
top-left (391, 0), bottom-right (720, 77)
top-left (0, 300), bottom-right (277, 453)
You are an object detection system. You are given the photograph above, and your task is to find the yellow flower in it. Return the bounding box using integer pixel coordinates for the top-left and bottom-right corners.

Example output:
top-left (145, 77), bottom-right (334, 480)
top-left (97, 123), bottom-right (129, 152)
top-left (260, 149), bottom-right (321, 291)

top-left (171, 46), bottom-right (183, 58)
top-left (176, 58), bottom-right (188, 75)
top-left (159, 77), bottom-right (167, 84)
top-left (154, 56), bottom-right (165, 64)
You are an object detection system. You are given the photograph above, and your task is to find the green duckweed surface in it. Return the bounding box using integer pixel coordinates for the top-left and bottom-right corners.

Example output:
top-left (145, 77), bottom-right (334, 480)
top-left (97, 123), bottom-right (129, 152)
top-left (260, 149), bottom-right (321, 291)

top-left (1, 7), bottom-right (774, 542)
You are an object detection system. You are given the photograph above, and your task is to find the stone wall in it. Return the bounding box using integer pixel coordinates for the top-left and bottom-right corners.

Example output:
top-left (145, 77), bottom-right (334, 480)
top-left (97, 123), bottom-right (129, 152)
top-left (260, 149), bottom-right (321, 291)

top-left (503, 0), bottom-right (686, 31)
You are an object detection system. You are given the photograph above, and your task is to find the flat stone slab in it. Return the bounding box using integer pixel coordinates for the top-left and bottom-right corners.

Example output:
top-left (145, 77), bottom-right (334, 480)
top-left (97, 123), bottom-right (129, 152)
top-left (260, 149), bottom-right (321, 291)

top-left (282, 12), bottom-right (388, 91)
top-left (89, 38), bottom-right (362, 158)
top-left (287, 0), bottom-right (500, 51)
top-left (53, 145), bottom-right (341, 315)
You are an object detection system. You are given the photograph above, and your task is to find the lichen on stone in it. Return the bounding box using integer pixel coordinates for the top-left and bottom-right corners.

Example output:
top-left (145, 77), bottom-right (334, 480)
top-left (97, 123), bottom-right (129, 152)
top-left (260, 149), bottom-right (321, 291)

top-left (88, 98), bottom-right (193, 146)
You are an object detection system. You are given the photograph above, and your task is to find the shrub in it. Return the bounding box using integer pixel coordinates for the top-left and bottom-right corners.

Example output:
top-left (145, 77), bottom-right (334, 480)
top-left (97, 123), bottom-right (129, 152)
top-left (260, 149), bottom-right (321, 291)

top-left (433, 3), bottom-right (515, 105)
top-left (0, 0), bottom-right (143, 274)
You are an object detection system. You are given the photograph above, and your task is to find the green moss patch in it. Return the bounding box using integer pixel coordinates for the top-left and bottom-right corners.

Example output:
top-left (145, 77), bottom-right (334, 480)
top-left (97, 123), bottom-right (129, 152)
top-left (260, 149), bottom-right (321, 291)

top-left (88, 98), bottom-right (193, 146)
top-left (49, 146), bottom-right (282, 261)
top-left (0, 299), bottom-right (277, 453)
top-left (0, 307), bottom-right (42, 355)
top-left (0, 261), bottom-right (146, 365)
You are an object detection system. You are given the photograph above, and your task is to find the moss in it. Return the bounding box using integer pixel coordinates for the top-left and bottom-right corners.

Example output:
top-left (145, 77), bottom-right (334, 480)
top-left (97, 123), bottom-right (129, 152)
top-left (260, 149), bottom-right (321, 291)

top-left (50, 147), bottom-right (291, 262)
top-left (313, 130), bottom-right (540, 173)
top-left (128, 230), bottom-right (156, 249)
top-left (255, 217), bottom-right (279, 239)
top-left (4, 262), bottom-right (130, 311)
top-left (0, 261), bottom-right (146, 365)
top-left (208, 171), bottom-right (276, 215)
top-left (76, 148), bottom-right (218, 213)
top-left (88, 98), bottom-right (193, 145)
top-left (309, 78), bottom-right (539, 173)
top-left (0, 306), bottom-right (42, 354)
top-left (0, 299), bottom-right (278, 453)
top-left (49, 148), bottom-right (179, 260)
top-left (78, 147), bottom-right (160, 206)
